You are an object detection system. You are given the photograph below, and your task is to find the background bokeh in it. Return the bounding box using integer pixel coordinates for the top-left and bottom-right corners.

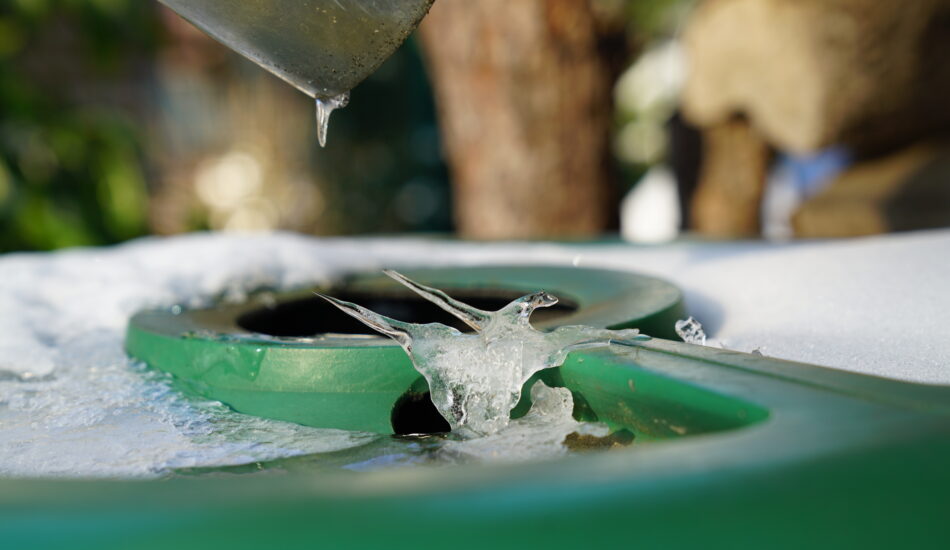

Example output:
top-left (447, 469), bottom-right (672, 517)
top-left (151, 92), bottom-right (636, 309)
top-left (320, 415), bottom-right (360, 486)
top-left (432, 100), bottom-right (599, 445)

top-left (3, 0), bottom-right (947, 251)
top-left (0, 0), bottom-right (687, 252)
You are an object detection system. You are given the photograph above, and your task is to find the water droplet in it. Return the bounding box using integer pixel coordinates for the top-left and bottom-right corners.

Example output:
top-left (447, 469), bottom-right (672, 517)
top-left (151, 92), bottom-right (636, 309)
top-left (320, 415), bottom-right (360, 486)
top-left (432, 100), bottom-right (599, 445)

top-left (315, 92), bottom-right (350, 147)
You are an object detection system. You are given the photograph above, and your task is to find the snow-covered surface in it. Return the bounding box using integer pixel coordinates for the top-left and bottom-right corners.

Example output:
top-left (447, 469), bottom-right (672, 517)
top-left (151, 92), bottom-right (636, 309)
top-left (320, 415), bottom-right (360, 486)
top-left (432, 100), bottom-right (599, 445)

top-left (1, 229), bottom-right (948, 477)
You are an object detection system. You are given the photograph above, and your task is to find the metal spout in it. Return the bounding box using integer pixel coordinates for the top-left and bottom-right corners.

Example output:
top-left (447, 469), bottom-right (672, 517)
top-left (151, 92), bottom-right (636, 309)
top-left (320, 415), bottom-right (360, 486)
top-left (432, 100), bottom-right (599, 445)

top-left (158, 0), bottom-right (435, 99)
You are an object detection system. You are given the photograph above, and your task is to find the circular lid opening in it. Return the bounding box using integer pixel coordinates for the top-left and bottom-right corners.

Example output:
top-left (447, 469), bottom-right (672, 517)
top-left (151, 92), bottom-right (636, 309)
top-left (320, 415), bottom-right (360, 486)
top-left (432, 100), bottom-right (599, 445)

top-left (237, 290), bottom-right (578, 337)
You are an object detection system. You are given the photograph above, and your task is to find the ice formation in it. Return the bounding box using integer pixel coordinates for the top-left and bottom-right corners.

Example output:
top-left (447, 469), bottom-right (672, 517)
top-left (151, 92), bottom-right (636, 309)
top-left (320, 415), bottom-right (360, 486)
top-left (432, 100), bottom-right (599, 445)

top-left (319, 270), bottom-right (647, 436)
top-left (2, 229), bottom-right (948, 477)
top-left (0, 235), bottom-right (385, 478)
top-left (438, 380), bottom-right (608, 463)
top-left (675, 316), bottom-right (707, 345)
top-left (315, 92), bottom-right (349, 147)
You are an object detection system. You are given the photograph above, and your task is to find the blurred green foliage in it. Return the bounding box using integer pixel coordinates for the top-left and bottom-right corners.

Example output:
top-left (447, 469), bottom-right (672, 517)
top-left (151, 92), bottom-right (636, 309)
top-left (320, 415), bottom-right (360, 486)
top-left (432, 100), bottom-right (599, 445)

top-left (611, 0), bottom-right (694, 193)
top-left (0, 0), bottom-right (689, 252)
top-left (0, 0), bottom-right (158, 251)
top-left (623, 0), bottom-right (693, 42)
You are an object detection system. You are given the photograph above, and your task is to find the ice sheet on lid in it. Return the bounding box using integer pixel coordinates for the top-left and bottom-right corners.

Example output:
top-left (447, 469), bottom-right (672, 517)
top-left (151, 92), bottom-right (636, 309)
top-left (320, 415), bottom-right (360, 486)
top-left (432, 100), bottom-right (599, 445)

top-left (0, 234), bottom-right (385, 478)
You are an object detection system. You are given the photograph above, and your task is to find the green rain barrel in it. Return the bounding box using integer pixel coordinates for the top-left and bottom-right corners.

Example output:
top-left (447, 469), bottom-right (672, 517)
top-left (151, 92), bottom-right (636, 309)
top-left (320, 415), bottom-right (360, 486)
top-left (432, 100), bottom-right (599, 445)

top-left (3, 266), bottom-right (950, 549)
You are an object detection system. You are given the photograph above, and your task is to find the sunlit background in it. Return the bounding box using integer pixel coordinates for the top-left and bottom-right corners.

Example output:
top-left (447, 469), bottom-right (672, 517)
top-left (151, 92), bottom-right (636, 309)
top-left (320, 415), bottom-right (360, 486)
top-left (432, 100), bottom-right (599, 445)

top-left (0, 0), bottom-right (696, 251)
top-left (1, 0), bottom-right (948, 251)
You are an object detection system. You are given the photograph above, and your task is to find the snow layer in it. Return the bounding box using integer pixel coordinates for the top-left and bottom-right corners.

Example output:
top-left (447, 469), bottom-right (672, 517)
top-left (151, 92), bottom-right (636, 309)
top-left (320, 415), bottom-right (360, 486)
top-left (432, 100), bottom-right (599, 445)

top-left (1, 229), bottom-right (948, 477)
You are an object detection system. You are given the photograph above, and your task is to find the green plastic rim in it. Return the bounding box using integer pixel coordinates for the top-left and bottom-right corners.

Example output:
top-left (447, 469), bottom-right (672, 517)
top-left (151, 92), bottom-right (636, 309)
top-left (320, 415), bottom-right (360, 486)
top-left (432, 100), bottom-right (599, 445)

top-left (5, 265), bottom-right (950, 548)
top-left (125, 266), bottom-right (688, 434)
top-left (5, 337), bottom-right (950, 549)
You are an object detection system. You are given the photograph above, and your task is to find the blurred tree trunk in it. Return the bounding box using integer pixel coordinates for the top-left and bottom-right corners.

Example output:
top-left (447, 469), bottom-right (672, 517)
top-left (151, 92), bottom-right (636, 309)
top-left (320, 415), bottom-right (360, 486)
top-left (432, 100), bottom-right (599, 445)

top-left (419, 0), bottom-right (618, 239)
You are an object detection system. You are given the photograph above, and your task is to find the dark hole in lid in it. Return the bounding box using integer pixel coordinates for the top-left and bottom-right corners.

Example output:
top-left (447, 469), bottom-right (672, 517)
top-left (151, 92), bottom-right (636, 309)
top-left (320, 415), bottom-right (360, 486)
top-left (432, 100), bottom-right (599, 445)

top-left (391, 391), bottom-right (451, 435)
top-left (237, 289), bottom-right (577, 337)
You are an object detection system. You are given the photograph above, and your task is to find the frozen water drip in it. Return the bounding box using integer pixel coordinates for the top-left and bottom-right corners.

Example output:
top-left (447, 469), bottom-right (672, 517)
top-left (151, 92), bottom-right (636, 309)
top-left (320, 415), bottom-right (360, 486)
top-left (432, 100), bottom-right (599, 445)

top-left (318, 270), bottom-right (649, 436)
top-left (315, 92), bottom-right (350, 147)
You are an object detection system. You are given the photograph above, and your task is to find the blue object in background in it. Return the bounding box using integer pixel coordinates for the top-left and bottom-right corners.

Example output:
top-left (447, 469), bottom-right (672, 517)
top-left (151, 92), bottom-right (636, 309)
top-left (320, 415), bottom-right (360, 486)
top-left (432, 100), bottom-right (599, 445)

top-left (778, 146), bottom-right (852, 198)
top-left (761, 146), bottom-right (852, 240)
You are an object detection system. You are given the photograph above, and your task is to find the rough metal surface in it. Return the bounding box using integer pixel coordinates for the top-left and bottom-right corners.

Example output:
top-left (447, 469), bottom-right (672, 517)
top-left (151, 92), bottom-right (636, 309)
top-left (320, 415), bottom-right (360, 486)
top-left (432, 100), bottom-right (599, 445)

top-left (159, 0), bottom-right (434, 97)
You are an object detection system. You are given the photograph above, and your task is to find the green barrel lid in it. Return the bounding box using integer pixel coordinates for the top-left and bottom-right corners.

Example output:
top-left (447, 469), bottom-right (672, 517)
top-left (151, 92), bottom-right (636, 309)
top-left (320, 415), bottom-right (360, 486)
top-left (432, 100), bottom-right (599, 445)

top-left (126, 266), bottom-right (687, 434)
top-left (5, 265), bottom-right (950, 549)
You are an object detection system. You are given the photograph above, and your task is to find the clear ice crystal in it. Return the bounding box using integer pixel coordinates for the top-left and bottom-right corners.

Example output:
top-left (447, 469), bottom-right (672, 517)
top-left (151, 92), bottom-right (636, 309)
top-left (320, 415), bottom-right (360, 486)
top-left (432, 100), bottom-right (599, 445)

top-left (315, 92), bottom-right (350, 147)
top-left (675, 316), bottom-right (707, 345)
top-left (318, 270), bottom-right (646, 436)
top-left (438, 381), bottom-right (607, 463)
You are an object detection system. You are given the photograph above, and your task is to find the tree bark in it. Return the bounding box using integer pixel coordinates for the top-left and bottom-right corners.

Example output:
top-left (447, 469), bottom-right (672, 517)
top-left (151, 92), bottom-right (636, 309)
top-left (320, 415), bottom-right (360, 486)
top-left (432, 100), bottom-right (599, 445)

top-left (419, 0), bottom-right (616, 239)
